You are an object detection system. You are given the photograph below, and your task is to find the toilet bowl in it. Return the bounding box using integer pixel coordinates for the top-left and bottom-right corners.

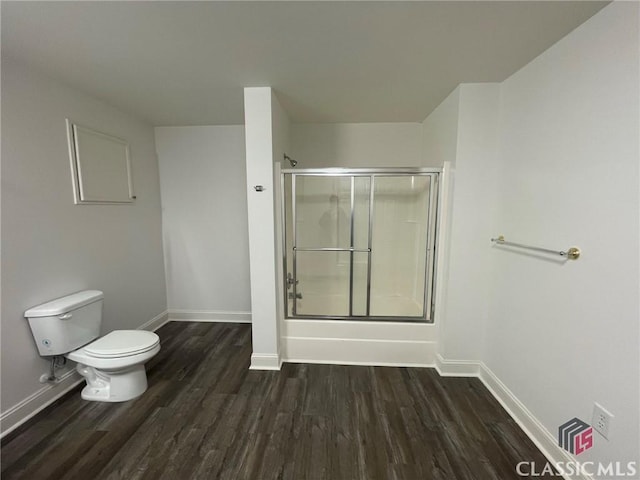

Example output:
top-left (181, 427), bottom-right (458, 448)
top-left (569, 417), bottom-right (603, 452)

top-left (66, 330), bottom-right (160, 402)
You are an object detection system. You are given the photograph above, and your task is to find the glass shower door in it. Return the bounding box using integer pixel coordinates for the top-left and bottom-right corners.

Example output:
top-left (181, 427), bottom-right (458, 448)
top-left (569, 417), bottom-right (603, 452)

top-left (283, 170), bottom-right (438, 321)
top-left (289, 175), bottom-right (370, 317)
top-left (369, 175), bottom-right (432, 317)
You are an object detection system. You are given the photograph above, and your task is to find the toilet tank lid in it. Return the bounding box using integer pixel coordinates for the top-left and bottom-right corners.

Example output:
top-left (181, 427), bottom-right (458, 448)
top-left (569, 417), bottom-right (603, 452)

top-left (24, 290), bottom-right (104, 318)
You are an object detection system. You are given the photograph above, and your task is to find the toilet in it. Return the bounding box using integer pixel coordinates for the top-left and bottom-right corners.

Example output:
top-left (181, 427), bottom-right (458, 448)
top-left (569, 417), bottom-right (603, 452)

top-left (24, 290), bottom-right (160, 402)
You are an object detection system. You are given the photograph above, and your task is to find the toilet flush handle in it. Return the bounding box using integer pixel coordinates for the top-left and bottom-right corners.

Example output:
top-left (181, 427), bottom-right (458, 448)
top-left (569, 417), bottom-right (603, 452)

top-left (58, 313), bottom-right (73, 320)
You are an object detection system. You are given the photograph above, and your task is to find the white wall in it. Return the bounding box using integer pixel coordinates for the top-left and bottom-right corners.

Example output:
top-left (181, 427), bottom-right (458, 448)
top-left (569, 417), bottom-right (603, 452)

top-left (426, 4), bottom-right (639, 471)
top-left (271, 92), bottom-right (291, 340)
top-left (421, 88), bottom-right (460, 168)
top-left (486, 2), bottom-right (639, 469)
top-left (243, 87), bottom-right (283, 369)
top-left (419, 88), bottom-right (461, 358)
top-left (155, 126), bottom-right (251, 319)
top-left (290, 122), bottom-right (422, 168)
top-left (1, 61), bottom-right (167, 424)
top-left (435, 83), bottom-right (501, 361)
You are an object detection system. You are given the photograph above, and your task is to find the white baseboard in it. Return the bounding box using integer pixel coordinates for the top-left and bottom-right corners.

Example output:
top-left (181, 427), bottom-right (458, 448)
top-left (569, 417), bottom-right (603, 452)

top-left (0, 370), bottom-right (84, 440)
top-left (249, 353), bottom-right (282, 370)
top-left (283, 336), bottom-right (436, 367)
top-left (168, 309), bottom-right (251, 323)
top-left (478, 363), bottom-right (589, 480)
top-left (434, 355), bottom-right (588, 480)
top-left (139, 310), bottom-right (171, 332)
top-left (435, 353), bottom-right (481, 377)
top-left (0, 309), bottom-right (170, 440)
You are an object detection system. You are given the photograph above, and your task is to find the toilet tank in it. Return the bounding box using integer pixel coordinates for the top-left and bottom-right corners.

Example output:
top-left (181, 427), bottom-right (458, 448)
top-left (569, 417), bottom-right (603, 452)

top-left (24, 290), bottom-right (104, 356)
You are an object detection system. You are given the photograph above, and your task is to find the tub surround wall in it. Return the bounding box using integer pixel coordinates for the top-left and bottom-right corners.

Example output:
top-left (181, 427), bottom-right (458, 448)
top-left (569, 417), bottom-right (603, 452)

top-left (1, 60), bottom-right (167, 435)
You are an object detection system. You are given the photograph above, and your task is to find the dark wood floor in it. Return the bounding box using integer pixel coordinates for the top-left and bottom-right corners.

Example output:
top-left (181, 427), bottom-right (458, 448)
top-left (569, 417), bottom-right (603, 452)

top-left (2, 322), bottom-right (553, 479)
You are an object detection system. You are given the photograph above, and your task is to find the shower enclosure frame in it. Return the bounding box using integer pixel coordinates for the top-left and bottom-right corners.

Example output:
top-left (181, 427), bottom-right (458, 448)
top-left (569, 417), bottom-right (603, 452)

top-left (281, 167), bottom-right (441, 323)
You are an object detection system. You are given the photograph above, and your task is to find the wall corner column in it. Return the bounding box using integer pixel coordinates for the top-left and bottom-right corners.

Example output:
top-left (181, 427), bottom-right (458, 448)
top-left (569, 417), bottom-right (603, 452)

top-left (243, 87), bottom-right (281, 370)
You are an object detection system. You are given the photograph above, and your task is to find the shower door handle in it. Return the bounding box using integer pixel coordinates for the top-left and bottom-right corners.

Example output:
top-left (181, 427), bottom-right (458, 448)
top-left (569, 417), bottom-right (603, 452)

top-left (286, 273), bottom-right (299, 290)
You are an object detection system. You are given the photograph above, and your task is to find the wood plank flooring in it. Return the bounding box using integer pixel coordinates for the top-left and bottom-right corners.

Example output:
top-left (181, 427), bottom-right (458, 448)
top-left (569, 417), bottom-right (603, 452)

top-left (2, 322), bottom-right (554, 479)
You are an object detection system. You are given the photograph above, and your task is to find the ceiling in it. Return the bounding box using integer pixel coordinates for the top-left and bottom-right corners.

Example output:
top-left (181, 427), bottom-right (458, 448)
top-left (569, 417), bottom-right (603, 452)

top-left (2, 1), bottom-right (608, 126)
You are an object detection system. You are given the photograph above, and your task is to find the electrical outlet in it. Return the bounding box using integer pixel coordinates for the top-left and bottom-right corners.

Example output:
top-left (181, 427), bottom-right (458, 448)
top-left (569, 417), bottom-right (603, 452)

top-left (592, 403), bottom-right (614, 439)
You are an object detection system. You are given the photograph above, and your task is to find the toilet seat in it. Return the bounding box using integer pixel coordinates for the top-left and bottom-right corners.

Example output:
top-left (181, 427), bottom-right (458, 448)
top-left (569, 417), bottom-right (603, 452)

top-left (84, 330), bottom-right (159, 358)
top-left (67, 339), bottom-right (160, 371)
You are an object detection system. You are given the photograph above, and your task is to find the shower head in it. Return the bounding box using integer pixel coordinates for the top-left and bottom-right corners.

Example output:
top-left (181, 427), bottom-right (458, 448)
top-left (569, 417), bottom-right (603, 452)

top-left (284, 154), bottom-right (298, 168)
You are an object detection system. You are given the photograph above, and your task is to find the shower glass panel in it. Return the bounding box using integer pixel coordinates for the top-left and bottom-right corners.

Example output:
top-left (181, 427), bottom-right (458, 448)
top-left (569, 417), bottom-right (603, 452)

top-left (283, 169), bottom-right (438, 322)
top-left (353, 177), bottom-right (371, 250)
top-left (370, 176), bottom-right (430, 317)
top-left (352, 251), bottom-right (369, 316)
top-left (296, 251), bottom-right (350, 316)
top-left (296, 176), bottom-right (351, 249)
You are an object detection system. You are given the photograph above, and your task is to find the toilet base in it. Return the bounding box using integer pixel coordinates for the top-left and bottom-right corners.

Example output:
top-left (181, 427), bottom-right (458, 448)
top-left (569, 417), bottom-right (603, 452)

top-left (76, 363), bottom-right (148, 402)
